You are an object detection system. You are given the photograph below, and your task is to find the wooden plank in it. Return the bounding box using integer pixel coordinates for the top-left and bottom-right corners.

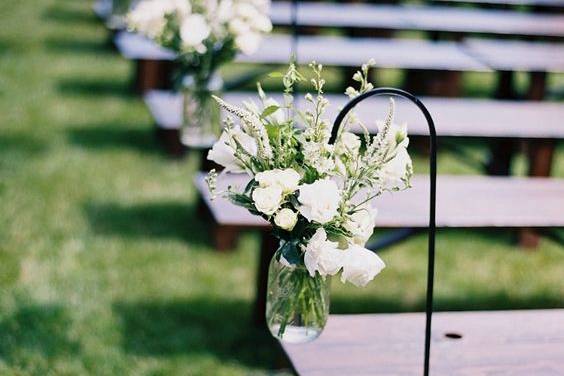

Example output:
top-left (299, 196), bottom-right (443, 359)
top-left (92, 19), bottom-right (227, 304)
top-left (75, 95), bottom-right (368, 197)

top-left (270, 2), bottom-right (564, 38)
top-left (194, 173), bottom-right (564, 228)
top-left (145, 90), bottom-right (564, 139)
top-left (434, 0), bottom-right (564, 6)
top-left (115, 32), bottom-right (490, 72)
top-left (281, 310), bottom-right (564, 375)
top-left (464, 38), bottom-right (564, 72)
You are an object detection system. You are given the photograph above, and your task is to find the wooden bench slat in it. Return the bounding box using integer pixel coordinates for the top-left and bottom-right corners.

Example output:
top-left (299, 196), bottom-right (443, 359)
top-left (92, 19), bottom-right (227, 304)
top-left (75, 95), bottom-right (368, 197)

top-left (282, 310), bottom-right (564, 375)
top-left (270, 2), bottom-right (564, 38)
top-left (145, 90), bottom-right (564, 139)
top-left (434, 0), bottom-right (564, 6)
top-left (195, 173), bottom-right (564, 228)
top-left (115, 32), bottom-right (491, 71)
top-left (464, 38), bottom-right (564, 72)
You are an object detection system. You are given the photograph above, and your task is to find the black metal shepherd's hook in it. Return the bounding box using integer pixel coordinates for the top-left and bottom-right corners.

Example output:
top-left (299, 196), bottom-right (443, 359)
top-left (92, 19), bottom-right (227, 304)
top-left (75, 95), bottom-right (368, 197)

top-left (329, 88), bottom-right (437, 376)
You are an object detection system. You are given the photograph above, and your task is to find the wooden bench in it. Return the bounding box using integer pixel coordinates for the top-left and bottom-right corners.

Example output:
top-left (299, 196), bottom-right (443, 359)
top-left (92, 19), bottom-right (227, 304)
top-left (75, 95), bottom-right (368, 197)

top-left (194, 173), bottom-right (564, 324)
top-left (270, 2), bottom-right (564, 38)
top-left (145, 90), bottom-right (564, 175)
top-left (281, 309), bottom-right (564, 375)
top-left (434, 0), bottom-right (564, 7)
top-left (115, 32), bottom-right (490, 94)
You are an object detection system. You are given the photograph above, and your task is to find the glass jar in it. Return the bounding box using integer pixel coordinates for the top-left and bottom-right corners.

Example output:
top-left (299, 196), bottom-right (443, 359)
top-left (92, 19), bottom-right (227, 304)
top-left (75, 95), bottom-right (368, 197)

top-left (266, 246), bottom-right (330, 344)
top-left (180, 74), bottom-right (222, 149)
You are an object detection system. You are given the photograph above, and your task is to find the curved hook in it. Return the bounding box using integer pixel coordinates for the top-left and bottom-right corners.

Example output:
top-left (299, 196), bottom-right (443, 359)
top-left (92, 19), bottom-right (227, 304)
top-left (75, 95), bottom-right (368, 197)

top-left (330, 88), bottom-right (436, 376)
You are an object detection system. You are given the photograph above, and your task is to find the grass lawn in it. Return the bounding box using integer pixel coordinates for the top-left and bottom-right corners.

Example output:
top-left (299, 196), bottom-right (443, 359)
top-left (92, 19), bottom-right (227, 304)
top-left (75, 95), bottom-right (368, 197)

top-left (0, 0), bottom-right (563, 374)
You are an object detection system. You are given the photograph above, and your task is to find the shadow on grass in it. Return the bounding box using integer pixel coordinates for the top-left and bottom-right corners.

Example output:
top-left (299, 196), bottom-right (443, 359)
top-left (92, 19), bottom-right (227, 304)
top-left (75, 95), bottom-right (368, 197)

top-left (43, 6), bottom-right (99, 24)
top-left (57, 78), bottom-right (131, 98)
top-left (114, 297), bottom-right (282, 369)
top-left (0, 134), bottom-right (47, 158)
top-left (44, 37), bottom-right (113, 55)
top-left (0, 305), bottom-right (80, 363)
top-left (67, 125), bottom-right (160, 155)
top-left (332, 291), bottom-right (564, 315)
top-left (84, 201), bottom-right (210, 245)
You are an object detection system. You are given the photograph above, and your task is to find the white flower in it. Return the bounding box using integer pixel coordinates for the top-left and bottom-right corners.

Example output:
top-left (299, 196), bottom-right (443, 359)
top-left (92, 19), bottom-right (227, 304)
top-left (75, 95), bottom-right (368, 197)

top-left (252, 185), bottom-right (283, 215)
top-left (337, 132), bottom-right (361, 156)
top-left (274, 208), bottom-right (298, 231)
top-left (303, 228), bottom-right (343, 277)
top-left (379, 147), bottom-right (412, 190)
top-left (298, 179), bottom-right (341, 224)
top-left (228, 18), bottom-right (251, 35)
top-left (344, 207), bottom-right (377, 246)
top-left (340, 244), bottom-right (385, 287)
top-left (180, 14), bottom-right (211, 50)
top-left (207, 127), bottom-right (257, 173)
top-left (127, 0), bottom-right (190, 38)
top-left (235, 32), bottom-right (262, 55)
top-left (255, 168), bottom-right (300, 194)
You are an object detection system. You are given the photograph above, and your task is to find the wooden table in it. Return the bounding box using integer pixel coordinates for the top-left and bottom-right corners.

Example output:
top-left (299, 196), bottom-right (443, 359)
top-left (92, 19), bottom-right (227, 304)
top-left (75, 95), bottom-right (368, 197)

top-left (146, 90), bottom-right (564, 173)
top-left (270, 2), bottom-right (564, 38)
top-left (281, 309), bottom-right (564, 375)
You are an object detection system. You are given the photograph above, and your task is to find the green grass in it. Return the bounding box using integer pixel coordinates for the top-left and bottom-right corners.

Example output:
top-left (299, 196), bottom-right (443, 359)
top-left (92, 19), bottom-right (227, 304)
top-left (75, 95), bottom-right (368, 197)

top-left (0, 0), bottom-right (563, 374)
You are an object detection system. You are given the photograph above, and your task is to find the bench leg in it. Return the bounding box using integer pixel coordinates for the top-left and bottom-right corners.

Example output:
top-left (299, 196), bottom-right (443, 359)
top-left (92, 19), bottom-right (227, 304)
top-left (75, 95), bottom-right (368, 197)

top-left (253, 231), bottom-right (277, 328)
top-left (154, 127), bottom-right (185, 158)
top-left (485, 139), bottom-right (516, 176)
top-left (516, 73), bottom-right (549, 249)
top-left (134, 59), bottom-right (174, 95)
top-left (212, 225), bottom-right (240, 252)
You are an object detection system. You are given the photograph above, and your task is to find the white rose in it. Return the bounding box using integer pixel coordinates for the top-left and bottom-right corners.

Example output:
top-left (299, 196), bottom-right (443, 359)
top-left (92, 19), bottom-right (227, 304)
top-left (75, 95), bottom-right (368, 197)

top-left (379, 147), bottom-right (412, 190)
top-left (180, 14), bottom-right (211, 49)
top-left (255, 168), bottom-right (300, 194)
top-left (344, 207), bottom-right (377, 246)
top-left (298, 179), bottom-right (341, 224)
top-left (235, 32), bottom-right (262, 55)
top-left (207, 127), bottom-right (257, 173)
top-left (337, 132), bottom-right (361, 156)
top-left (274, 208), bottom-right (298, 231)
top-left (340, 244), bottom-right (385, 287)
top-left (252, 185), bottom-right (283, 215)
top-left (303, 228), bottom-right (343, 277)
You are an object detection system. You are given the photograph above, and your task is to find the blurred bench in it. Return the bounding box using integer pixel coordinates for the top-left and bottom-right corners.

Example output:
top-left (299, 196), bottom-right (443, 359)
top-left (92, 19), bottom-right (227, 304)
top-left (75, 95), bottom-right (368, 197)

top-left (281, 309), bottom-right (564, 375)
top-left (270, 2), bottom-right (564, 38)
top-left (146, 90), bottom-right (564, 176)
top-left (194, 172), bottom-right (564, 324)
top-left (114, 32), bottom-right (490, 94)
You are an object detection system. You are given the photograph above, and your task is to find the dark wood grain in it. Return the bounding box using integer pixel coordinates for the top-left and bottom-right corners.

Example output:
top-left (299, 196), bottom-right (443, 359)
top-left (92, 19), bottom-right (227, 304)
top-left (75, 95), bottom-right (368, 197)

top-left (281, 309), bottom-right (564, 375)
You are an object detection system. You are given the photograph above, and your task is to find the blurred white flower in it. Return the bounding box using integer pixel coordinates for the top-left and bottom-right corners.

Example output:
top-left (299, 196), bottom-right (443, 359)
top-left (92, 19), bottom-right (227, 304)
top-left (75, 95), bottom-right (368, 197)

top-left (274, 208), bottom-right (298, 231)
top-left (128, 0), bottom-right (191, 38)
top-left (207, 127), bottom-right (257, 173)
top-left (340, 244), bottom-right (385, 287)
top-left (252, 185), bottom-right (283, 215)
top-left (337, 132), bottom-right (361, 156)
top-left (303, 228), bottom-right (343, 277)
top-left (180, 14), bottom-right (211, 50)
top-left (298, 179), bottom-right (341, 224)
top-left (235, 32), bottom-right (262, 55)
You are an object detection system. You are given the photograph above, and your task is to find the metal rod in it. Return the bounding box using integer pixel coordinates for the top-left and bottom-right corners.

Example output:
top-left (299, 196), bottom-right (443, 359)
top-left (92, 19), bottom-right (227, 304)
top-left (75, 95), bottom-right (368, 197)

top-left (329, 88), bottom-right (437, 376)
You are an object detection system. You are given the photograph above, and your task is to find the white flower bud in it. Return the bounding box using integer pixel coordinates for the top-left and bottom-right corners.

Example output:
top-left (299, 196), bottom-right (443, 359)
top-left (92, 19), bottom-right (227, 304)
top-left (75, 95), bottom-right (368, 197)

top-left (274, 208), bottom-right (298, 231)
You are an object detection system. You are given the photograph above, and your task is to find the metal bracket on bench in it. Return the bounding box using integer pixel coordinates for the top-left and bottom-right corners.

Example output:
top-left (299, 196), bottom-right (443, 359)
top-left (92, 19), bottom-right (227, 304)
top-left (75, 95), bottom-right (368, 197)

top-left (330, 88), bottom-right (437, 376)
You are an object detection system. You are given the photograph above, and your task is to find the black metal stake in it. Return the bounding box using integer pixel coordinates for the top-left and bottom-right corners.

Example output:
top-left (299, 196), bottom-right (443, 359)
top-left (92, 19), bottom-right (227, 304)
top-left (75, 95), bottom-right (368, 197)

top-left (330, 88), bottom-right (437, 376)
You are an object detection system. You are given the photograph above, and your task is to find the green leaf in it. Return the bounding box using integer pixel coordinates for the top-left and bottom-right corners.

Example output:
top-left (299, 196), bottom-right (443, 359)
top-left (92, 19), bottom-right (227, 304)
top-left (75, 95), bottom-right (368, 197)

top-left (278, 240), bottom-right (302, 265)
top-left (261, 105), bottom-right (280, 119)
top-left (268, 72), bottom-right (284, 78)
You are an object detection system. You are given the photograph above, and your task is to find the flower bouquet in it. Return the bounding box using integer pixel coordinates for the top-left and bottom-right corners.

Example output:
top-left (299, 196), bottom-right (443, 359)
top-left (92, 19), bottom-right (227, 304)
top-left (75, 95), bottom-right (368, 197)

top-left (127, 0), bottom-right (272, 147)
top-left (206, 62), bottom-right (413, 343)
